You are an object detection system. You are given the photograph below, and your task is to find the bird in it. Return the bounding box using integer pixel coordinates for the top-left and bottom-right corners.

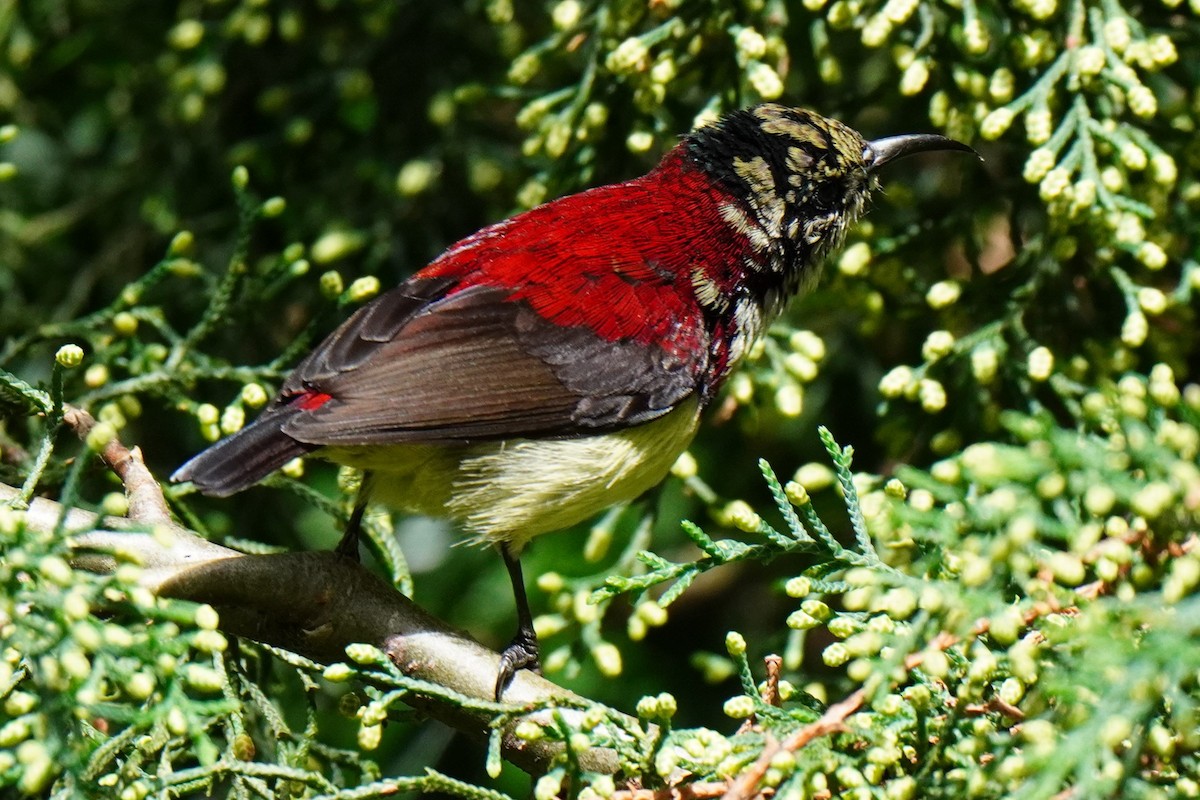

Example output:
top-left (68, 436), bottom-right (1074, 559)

top-left (172, 103), bottom-right (975, 698)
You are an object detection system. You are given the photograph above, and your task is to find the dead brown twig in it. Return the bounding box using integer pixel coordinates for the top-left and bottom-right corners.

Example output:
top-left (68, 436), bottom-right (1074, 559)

top-left (61, 405), bottom-right (172, 525)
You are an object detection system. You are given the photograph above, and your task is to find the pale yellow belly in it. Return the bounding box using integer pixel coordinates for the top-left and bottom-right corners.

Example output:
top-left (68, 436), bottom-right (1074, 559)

top-left (324, 398), bottom-right (701, 548)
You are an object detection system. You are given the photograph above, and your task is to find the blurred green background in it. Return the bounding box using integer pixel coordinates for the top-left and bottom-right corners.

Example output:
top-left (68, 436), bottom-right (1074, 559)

top-left (4, 0), bottom-right (1199, 796)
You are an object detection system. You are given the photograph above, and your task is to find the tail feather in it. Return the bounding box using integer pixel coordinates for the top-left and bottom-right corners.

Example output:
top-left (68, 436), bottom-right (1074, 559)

top-left (171, 406), bottom-right (317, 497)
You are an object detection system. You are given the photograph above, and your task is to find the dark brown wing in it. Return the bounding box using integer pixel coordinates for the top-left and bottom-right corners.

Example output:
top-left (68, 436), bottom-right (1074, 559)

top-left (278, 281), bottom-right (708, 445)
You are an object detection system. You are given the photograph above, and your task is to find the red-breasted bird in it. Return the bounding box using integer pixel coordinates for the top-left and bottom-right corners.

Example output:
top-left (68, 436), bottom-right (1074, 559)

top-left (173, 104), bottom-right (974, 697)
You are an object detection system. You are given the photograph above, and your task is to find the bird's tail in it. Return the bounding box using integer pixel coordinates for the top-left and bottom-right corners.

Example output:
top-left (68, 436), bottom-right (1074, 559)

top-left (171, 405), bottom-right (317, 497)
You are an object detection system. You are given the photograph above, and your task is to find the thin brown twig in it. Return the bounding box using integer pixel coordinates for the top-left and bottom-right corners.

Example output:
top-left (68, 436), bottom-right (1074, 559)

top-left (736, 654), bottom-right (785, 736)
top-left (720, 689), bottom-right (859, 800)
top-left (963, 697), bottom-right (1025, 721)
top-left (721, 585), bottom-right (1105, 800)
top-left (719, 629), bottom-right (960, 800)
top-left (762, 655), bottom-right (782, 707)
top-left (61, 405), bottom-right (172, 524)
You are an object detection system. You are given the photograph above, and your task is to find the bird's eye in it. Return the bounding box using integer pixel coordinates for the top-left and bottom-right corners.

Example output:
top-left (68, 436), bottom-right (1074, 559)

top-left (809, 182), bottom-right (842, 213)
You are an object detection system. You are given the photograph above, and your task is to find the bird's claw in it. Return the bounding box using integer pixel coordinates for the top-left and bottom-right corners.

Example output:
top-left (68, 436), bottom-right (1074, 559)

top-left (494, 632), bottom-right (540, 701)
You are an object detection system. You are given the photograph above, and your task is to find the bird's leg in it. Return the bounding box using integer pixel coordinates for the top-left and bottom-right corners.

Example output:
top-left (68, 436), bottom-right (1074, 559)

top-left (334, 470), bottom-right (373, 561)
top-left (495, 541), bottom-right (540, 700)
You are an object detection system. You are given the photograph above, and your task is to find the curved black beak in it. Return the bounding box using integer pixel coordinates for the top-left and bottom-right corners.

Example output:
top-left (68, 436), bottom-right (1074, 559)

top-left (865, 133), bottom-right (980, 171)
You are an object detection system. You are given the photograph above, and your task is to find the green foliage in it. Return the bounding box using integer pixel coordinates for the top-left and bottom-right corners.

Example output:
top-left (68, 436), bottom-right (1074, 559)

top-left (0, 508), bottom-right (378, 798)
top-left (2, 0), bottom-right (1200, 798)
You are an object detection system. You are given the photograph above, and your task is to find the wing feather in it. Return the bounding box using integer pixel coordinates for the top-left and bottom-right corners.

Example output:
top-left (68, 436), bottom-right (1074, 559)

top-left (293, 276), bottom-right (460, 381)
top-left (277, 281), bottom-right (707, 445)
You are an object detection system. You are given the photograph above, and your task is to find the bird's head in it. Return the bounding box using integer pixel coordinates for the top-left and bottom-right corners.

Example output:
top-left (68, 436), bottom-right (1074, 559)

top-left (684, 104), bottom-right (976, 299)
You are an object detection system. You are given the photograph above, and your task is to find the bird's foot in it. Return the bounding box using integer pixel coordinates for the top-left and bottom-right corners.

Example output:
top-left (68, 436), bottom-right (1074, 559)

top-left (333, 493), bottom-right (368, 562)
top-left (333, 528), bottom-right (360, 561)
top-left (494, 630), bottom-right (540, 701)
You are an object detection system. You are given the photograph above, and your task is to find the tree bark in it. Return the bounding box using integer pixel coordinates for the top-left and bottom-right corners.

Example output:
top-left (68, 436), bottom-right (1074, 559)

top-left (1, 473), bottom-right (639, 775)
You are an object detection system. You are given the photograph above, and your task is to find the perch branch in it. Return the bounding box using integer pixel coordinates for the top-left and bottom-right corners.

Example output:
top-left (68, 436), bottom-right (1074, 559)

top-left (4, 409), bottom-right (645, 775)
